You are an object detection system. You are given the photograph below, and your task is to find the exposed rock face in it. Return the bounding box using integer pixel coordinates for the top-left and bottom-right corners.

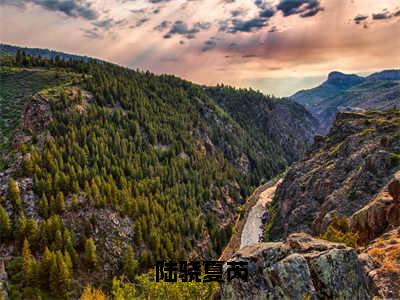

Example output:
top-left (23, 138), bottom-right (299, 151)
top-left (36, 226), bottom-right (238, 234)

top-left (361, 228), bottom-right (400, 299)
top-left (388, 178), bottom-right (400, 202)
top-left (351, 173), bottom-right (400, 244)
top-left (19, 94), bottom-right (52, 134)
top-left (270, 111), bottom-right (400, 240)
top-left (220, 233), bottom-right (371, 300)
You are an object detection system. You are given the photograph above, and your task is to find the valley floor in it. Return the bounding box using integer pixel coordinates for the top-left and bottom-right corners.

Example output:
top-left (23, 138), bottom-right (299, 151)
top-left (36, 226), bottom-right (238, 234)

top-left (240, 179), bottom-right (282, 248)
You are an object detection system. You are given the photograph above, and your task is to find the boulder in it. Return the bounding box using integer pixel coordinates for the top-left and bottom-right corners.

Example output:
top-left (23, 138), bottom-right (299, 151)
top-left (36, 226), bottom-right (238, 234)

top-left (220, 233), bottom-right (371, 300)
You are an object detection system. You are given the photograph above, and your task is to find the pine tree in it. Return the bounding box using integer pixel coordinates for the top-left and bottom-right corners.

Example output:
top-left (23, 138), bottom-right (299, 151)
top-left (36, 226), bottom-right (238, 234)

top-left (40, 247), bottom-right (53, 288)
top-left (56, 191), bottom-right (65, 213)
top-left (71, 194), bottom-right (79, 210)
top-left (64, 250), bottom-right (73, 273)
top-left (39, 194), bottom-right (49, 218)
top-left (122, 245), bottom-right (137, 280)
top-left (14, 213), bottom-right (27, 241)
top-left (23, 156), bottom-right (34, 176)
top-left (84, 238), bottom-right (97, 269)
top-left (49, 253), bottom-right (58, 294)
top-left (8, 178), bottom-right (21, 208)
top-left (22, 239), bottom-right (34, 284)
top-left (0, 204), bottom-right (11, 239)
top-left (25, 218), bottom-right (38, 245)
top-left (56, 250), bottom-right (72, 298)
top-left (54, 229), bottom-right (63, 250)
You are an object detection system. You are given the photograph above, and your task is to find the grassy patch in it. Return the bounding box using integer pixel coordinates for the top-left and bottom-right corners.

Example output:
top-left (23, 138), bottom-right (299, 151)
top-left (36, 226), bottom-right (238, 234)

top-left (328, 142), bottom-right (343, 157)
top-left (0, 68), bottom-right (76, 149)
top-left (356, 128), bottom-right (374, 137)
top-left (263, 205), bottom-right (277, 241)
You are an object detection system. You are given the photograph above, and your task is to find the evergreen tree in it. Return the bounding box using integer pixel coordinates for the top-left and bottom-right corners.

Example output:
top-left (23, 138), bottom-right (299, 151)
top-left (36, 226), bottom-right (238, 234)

top-left (0, 204), bottom-right (11, 239)
top-left (71, 194), bottom-right (79, 210)
top-left (22, 239), bottom-right (35, 284)
top-left (122, 245), bottom-right (137, 280)
top-left (8, 178), bottom-right (21, 208)
top-left (84, 238), bottom-right (97, 269)
top-left (40, 247), bottom-right (53, 288)
top-left (56, 250), bottom-right (72, 298)
top-left (56, 191), bottom-right (65, 214)
top-left (14, 213), bottom-right (27, 241)
top-left (39, 194), bottom-right (49, 218)
top-left (23, 156), bottom-right (34, 176)
top-left (25, 218), bottom-right (38, 245)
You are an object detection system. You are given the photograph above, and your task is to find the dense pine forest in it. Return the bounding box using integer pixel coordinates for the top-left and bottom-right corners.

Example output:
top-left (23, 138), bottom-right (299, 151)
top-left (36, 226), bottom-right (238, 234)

top-left (0, 49), bottom-right (316, 298)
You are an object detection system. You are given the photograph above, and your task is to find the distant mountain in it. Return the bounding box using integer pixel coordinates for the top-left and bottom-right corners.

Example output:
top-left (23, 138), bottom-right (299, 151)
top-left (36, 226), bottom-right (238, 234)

top-left (0, 43), bottom-right (99, 62)
top-left (291, 71), bottom-right (365, 110)
top-left (366, 69), bottom-right (400, 81)
top-left (291, 70), bottom-right (400, 134)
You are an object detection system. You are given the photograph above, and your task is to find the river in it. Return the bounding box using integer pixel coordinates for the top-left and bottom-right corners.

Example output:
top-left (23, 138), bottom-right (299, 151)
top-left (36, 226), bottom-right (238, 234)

top-left (240, 179), bottom-right (282, 249)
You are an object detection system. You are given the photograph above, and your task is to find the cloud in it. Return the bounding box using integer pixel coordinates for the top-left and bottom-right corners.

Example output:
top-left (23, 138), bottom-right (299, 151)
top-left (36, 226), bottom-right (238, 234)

top-left (92, 17), bottom-right (115, 30)
top-left (81, 27), bottom-right (101, 39)
top-left (372, 10), bottom-right (391, 20)
top-left (17, 0), bottom-right (99, 20)
top-left (268, 25), bottom-right (278, 33)
top-left (231, 8), bottom-right (247, 17)
top-left (277, 0), bottom-right (323, 18)
top-left (202, 39), bottom-right (217, 52)
top-left (148, 0), bottom-right (170, 3)
top-left (221, 17), bottom-right (269, 33)
top-left (354, 8), bottom-right (400, 25)
top-left (229, 17), bottom-right (268, 33)
top-left (353, 14), bottom-right (368, 24)
top-left (259, 8), bottom-right (275, 18)
top-left (154, 20), bottom-right (171, 31)
top-left (163, 20), bottom-right (211, 39)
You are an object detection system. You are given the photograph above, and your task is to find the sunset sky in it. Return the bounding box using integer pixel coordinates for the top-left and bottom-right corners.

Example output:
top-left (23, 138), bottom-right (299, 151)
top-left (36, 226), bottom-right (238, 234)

top-left (1, 0), bottom-right (399, 96)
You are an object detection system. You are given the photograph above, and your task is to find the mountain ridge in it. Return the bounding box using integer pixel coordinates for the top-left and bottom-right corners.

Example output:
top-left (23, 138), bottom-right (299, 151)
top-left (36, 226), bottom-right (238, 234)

top-left (291, 69), bottom-right (400, 134)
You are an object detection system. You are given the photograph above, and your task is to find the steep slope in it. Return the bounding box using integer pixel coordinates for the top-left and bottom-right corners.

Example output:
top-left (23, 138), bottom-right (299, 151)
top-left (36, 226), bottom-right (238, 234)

top-left (291, 70), bottom-right (400, 134)
top-left (0, 49), bottom-right (317, 298)
top-left (222, 110), bottom-right (400, 299)
top-left (269, 110), bottom-right (400, 240)
top-left (0, 67), bottom-right (75, 151)
top-left (207, 86), bottom-right (318, 164)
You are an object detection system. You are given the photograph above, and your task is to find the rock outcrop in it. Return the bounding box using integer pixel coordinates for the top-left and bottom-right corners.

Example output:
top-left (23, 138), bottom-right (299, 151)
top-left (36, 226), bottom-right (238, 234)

top-left (361, 228), bottom-right (400, 299)
top-left (351, 174), bottom-right (400, 244)
top-left (221, 233), bottom-right (372, 300)
top-left (270, 110), bottom-right (400, 240)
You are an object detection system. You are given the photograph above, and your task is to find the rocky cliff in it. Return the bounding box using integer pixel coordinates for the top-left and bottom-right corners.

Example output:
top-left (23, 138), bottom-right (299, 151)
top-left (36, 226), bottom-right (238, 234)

top-left (221, 109), bottom-right (400, 299)
top-left (221, 233), bottom-right (372, 299)
top-left (270, 110), bottom-right (400, 240)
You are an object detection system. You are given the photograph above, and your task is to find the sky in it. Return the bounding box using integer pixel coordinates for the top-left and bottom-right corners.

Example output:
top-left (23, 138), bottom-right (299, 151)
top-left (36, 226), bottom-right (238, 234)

top-left (1, 0), bottom-right (399, 97)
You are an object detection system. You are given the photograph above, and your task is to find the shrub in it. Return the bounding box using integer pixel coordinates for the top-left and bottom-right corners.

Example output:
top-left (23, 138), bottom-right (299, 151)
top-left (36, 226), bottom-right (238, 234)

top-left (320, 215), bottom-right (358, 248)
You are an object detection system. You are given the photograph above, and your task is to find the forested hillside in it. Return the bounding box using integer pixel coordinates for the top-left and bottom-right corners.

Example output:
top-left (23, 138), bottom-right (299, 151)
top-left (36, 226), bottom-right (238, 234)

top-left (0, 49), bottom-right (316, 298)
top-left (207, 86), bottom-right (318, 163)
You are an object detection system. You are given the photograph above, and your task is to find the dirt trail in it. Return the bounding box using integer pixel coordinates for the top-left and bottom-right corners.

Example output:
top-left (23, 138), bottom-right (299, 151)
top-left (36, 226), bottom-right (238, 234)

top-left (240, 179), bottom-right (282, 249)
